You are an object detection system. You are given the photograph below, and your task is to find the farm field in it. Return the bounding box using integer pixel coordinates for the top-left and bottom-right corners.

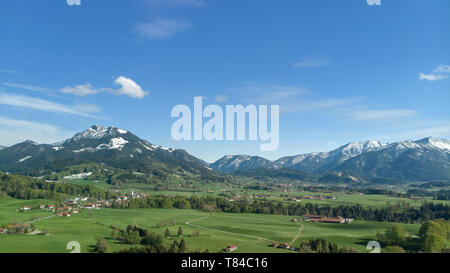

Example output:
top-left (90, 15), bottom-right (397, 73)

top-left (233, 189), bottom-right (450, 208)
top-left (0, 196), bottom-right (421, 253)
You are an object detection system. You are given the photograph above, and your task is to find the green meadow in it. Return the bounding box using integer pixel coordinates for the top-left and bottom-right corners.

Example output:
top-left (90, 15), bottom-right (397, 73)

top-left (0, 195), bottom-right (421, 253)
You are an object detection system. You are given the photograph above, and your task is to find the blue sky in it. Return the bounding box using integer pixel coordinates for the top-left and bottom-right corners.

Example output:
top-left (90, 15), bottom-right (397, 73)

top-left (0, 0), bottom-right (449, 162)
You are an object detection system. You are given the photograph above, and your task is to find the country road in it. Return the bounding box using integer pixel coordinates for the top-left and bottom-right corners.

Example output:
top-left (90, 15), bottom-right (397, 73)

top-left (25, 214), bottom-right (56, 224)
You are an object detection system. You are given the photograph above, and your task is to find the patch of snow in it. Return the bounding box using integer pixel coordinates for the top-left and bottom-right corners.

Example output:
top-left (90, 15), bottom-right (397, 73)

top-left (17, 156), bottom-right (32, 163)
top-left (63, 172), bottom-right (92, 180)
top-left (107, 137), bottom-right (129, 150)
top-left (140, 142), bottom-right (154, 151)
top-left (73, 147), bottom-right (95, 153)
top-left (428, 138), bottom-right (450, 151)
top-left (74, 137), bottom-right (129, 152)
top-left (117, 129), bottom-right (127, 134)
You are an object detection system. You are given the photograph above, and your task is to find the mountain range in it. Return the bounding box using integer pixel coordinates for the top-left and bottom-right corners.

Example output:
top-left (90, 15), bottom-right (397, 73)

top-left (0, 125), bottom-right (449, 182)
top-left (208, 138), bottom-right (450, 181)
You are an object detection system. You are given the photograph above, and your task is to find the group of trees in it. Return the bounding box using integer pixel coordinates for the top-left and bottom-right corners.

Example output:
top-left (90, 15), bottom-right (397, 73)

top-left (298, 239), bottom-right (358, 253)
top-left (376, 220), bottom-right (450, 253)
top-left (108, 224), bottom-right (206, 253)
top-left (0, 171), bottom-right (114, 201)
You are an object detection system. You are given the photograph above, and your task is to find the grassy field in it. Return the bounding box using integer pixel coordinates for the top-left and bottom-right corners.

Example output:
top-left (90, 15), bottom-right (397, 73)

top-left (0, 196), bottom-right (421, 253)
top-left (0, 196), bottom-right (54, 226)
top-left (241, 189), bottom-right (450, 208)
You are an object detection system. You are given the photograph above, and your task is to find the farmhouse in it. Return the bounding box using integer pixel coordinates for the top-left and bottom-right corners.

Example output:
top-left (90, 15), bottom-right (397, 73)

top-left (224, 245), bottom-right (238, 252)
top-left (303, 195), bottom-right (336, 200)
top-left (21, 206), bottom-right (32, 211)
top-left (303, 215), bottom-right (353, 224)
top-left (84, 203), bottom-right (96, 209)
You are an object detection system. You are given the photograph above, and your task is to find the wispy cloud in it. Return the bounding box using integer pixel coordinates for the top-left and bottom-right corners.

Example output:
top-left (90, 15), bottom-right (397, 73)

top-left (293, 57), bottom-right (331, 68)
top-left (370, 124), bottom-right (450, 142)
top-left (0, 69), bottom-right (19, 74)
top-left (419, 65), bottom-right (450, 81)
top-left (61, 76), bottom-right (149, 99)
top-left (223, 84), bottom-right (353, 113)
top-left (228, 84), bottom-right (309, 103)
top-left (350, 109), bottom-right (417, 121)
top-left (3, 82), bottom-right (52, 93)
top-left (215, 95), bottom-right (228, 103)
top-left (139, 0), bottom-right (203, 8)
top-left (283, 99), bottom-right (354, 112)
top-left (0, 117), bottom-right (74, 146)
top-left (0, 93), bottom-right (101, 118)
top-left (61, 83), bottom-right (98, 96)
top-left (66, 0), bottom-right (81, 6)
top-left (135, 18), bottom-right (191, 40)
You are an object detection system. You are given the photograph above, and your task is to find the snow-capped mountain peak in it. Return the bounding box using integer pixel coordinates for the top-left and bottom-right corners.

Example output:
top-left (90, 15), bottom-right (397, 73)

top-left (68, 125), bottom-right (126, 142)
top-left (416, 137), bottom-right (450, 151)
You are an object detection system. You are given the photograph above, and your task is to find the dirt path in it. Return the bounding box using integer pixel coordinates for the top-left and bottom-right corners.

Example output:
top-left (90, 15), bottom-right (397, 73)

top-left (289, 224), bottom-right (304, 244)
top-left (25, 214), bottom-right (56, 224)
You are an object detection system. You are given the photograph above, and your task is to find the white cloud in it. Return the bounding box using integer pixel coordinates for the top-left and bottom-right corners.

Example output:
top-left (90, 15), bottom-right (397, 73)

top-left (351, 109), bottom-right (417, 121)
top-left (419, 65), bottom-right (450, 81)
top-left (61, 83), bottom-right (98, 96)
top-left (60, 77), bottom-right (148, 99)
top-left (0, 93), bottom-right (100, 118)
top-left (0, 117), bottom-right (74, 146)
top-left (66, 0), bottom-right (81, 6)
top-left (112, 76), bottom-right (149, 99)
top-left (135, 18), bottom-right (191, 40)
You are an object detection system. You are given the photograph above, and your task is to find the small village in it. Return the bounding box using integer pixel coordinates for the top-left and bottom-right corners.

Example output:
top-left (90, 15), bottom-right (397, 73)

top-left (0, 190), bottom-right (149, 235)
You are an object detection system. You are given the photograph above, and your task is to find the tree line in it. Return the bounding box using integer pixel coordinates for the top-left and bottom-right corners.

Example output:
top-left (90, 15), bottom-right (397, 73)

top-left (115, 195), bottom-right (449, 224)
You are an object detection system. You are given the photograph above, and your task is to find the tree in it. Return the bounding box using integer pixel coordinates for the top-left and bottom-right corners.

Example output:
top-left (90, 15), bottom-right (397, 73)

top-left (419, 220), bottom-right (450, 252)
top-left (96, 238), bottom-right (109, 253)
top-left (378, 224), bottom-right (408, 247)
top-left (178, 239), bottom-right (186, 253)
top-left (169, 240), bottom-right (179, 253)
top-left (127, 230), bottom-right (141, 245)
top-left (423, 233), bottom-right (446, 253)
top-left (165, 228), bottom-right (171, 238)
top-left (111, 229), bottom-right (120, 240)
top-left (178, 226), bottom-right (183, 237)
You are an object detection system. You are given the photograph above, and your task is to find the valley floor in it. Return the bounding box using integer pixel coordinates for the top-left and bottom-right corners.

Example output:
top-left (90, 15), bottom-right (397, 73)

top-left (0, 197), bottom-right (421, 253)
